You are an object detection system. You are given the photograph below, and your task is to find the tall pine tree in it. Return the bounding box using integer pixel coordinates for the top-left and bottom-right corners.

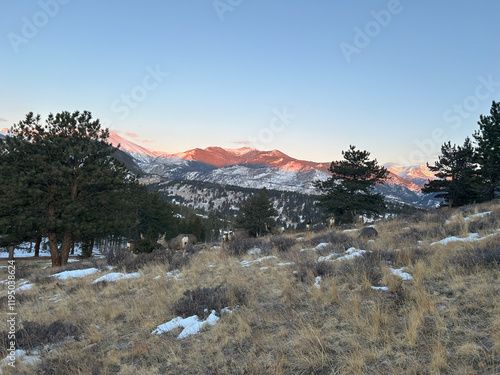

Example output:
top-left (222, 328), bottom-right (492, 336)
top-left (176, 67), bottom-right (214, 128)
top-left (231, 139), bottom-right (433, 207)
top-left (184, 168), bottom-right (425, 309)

top-left (314, 145), bottom-right (389, 224)
top-left (237, 188), bottom-right (278, 235)
top-left (473, 100), bottom-right (500, 200)
top-left (422, 137), bottom-right (481, 207)
top-left (0, 111), bottom-right (137, 266)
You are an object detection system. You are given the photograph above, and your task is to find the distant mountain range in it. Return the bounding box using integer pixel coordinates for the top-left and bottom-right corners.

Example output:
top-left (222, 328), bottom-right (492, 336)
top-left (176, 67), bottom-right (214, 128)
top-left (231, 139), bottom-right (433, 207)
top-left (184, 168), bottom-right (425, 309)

top-left (107, 132), bottom-right (439, 208)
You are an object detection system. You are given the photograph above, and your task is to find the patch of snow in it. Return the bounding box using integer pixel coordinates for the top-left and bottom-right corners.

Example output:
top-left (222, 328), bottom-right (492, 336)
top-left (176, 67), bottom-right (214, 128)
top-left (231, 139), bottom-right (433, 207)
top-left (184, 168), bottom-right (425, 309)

top-left (92, 272), bottom-right (141, 283)
top-left (277, 262), bottom-right (294, 266)
top-left (390, 267), bottom-right (413, 281)
top-left (314, 276), bottom-right (322, 289)
top-left (314, 243), bottom-right (330, 250)
top-left (16, 283), bottom-right (34, 291)
top-left (151, 310), bottom-right (220, 339)
top-left (248, 248), bottom-right (262, 255)
top-left (318, 247), bottom-right (367, 263)
top-left (240, 255), bottom-right (277, 267)
top-left (51, 268), bottom-right (99, 280)
top-left (431, 233), bottom-right (481, 246)
top-left (371, 286), bottom-right (389, 291)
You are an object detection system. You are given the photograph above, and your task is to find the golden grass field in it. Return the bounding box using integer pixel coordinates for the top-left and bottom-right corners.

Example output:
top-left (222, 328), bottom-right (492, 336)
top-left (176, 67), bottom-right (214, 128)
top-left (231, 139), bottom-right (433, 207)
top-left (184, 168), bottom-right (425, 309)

top-left (1, 201), bottom-right (500, 375)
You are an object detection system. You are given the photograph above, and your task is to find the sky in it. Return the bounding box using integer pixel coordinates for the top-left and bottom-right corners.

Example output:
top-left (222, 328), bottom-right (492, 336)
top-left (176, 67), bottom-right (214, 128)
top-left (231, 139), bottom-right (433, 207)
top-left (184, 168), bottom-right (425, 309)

top-left (1, 0), bottom-right (499, 166)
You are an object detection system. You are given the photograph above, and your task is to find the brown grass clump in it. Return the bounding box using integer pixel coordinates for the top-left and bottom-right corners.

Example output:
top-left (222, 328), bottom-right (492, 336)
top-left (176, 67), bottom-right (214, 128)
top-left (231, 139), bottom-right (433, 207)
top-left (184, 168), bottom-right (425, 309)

top-left (1, 200), bottom-right (500, 374)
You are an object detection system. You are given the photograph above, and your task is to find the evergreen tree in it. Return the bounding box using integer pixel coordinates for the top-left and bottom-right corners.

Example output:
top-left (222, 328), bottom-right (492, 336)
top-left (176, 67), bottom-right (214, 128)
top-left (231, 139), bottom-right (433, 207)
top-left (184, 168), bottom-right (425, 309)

top-left (0, 111), bottom-right (136, 266)
top-left (422, 137), bottom-right (481, 207)
top-left (237, 188), bottom-right (278, 235)
top-left (473, 100), bottom-right (500, 200)
top-left (314, 145), bottom-right (389, 224)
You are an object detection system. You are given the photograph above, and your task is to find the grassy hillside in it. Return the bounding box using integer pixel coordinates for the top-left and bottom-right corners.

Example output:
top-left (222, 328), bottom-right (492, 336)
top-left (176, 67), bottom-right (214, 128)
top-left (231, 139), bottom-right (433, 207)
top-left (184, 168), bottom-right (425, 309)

top-left (1, 201), bottom-right (500, 374)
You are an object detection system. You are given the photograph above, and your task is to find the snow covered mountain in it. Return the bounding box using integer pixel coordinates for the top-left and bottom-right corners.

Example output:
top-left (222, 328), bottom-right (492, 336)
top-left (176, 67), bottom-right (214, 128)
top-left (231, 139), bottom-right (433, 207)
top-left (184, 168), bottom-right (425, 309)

top-left (107, 133), bottom-right (439, 208)
top-left (385, 163), bottom-right (436, 186)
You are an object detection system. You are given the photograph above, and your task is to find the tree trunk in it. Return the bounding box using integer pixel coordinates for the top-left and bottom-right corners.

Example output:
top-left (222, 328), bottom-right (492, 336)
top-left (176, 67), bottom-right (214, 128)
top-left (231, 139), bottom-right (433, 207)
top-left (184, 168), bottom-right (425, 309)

top-left (60, 231), bottom-right (72, 265)
top-left (48, 231), bottom-right (61, 267)
top-left (8, 245), bottom-right (14, 260)
top-left (34, 235), bottom-right (42, 257)
top-left (70, 240), bottom-right (75, 255)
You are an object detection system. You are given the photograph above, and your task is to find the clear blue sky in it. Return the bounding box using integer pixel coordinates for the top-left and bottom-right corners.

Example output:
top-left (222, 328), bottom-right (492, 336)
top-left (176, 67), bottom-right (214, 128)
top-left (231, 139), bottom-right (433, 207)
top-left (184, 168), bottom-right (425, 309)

top-left (1, 0), bottom-right (499, 166)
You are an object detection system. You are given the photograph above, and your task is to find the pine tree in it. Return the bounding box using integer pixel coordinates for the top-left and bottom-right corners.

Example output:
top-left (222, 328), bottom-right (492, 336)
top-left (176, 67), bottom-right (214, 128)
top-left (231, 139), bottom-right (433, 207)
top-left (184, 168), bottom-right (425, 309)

top-left (314, 145), bottom-right (389, 224)
top-left (237, 188), bottom-right (278, 235)
top-left (473, 100), bottom-right (500, 200)
top-left (422, 137), bottom-right (481, 207)
top-left (0, 111), bottom-right (137, 266)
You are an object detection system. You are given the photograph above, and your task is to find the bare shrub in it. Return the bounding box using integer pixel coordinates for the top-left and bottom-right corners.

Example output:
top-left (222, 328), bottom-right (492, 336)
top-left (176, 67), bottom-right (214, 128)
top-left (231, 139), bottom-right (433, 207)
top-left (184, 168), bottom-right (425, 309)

top-left (223, 238), bottom-right (272, 257)
top-left (294, 259), bottom-right (335, 283)
top-left (335, 253), bottom-right (383, 286)
top-left (308, 231), bottom-right (358, 250)
top-left (450, 245), bottom-right (500, 271)
top-left (394, 227), bottom-right (426, 243)
top-left (112, 249), bottom-right (171, 272)
top-left (270, 235), bottom-right (296, 253)
top-left (173, 284), bottom-right (247, 319)
top-left (0, 320), bottom-right (80, 353)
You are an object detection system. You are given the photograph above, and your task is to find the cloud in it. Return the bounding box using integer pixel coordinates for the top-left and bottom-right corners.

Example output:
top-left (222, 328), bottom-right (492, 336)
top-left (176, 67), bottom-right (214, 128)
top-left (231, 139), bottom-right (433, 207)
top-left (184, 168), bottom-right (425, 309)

top-left (0, 117), bottom-right (7, 122)
top-left (125, 131), bottom-right (139, 139)
top-left (141, 139), bottom-right (155, 144)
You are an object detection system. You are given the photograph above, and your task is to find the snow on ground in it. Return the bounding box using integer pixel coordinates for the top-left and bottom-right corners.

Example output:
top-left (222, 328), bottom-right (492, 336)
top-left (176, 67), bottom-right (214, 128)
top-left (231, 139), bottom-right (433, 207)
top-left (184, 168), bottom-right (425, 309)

top-left (318, 247), bottom-right (367, 263)
top-left (430, 232), bottom-right (500, 246)
top-left (51, 268), bottom-right (100, 280)
top-left (371, 286), bottom-right (389, 291)
top-left (446, 211), bottom-right (492, 224)
top-left (152, 310), bottom-right (220, 339)
top-left (390, 267), bottom-right (413, 281)
top-left (240, 256), bottom-right (277, 267)
top-left (0, 349), bottom-right (41, 374)
top-left (92, 272), bottom-right (141, 284)
top-left (314, 276), bottom-right (322, 289)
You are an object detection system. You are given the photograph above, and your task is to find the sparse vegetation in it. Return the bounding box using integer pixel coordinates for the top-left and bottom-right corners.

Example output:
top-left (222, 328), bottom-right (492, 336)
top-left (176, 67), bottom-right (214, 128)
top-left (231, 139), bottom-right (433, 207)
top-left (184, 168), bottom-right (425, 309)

top-left (1, 200), bottom-right (500, 374)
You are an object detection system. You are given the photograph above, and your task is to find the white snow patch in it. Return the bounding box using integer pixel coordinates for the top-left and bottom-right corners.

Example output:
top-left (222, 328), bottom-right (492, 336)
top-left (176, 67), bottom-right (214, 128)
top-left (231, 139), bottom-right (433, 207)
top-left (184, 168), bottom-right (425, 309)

top-left (314, 276), bottom-right (322, 289)
top-left (51, 268), bottom-right (99, 280)
top-left (92, 272), bottom-right (141, 283)
top-left (248, 248), bottom-right (262, 255)
top-left (151, 310), bottom-right (220, 339)
top-left (0, 349), bottom-right (41, 372)
top-left (390, 267), bottom-right (413, 281)
top-left (371, 286), bottom-right (389, 291)
top-left (430, 233), bottom-right (483, 246)
top-left (318, 247), bottom-right (367, 263)
top-left (240, 255), bottom-right (277, 267)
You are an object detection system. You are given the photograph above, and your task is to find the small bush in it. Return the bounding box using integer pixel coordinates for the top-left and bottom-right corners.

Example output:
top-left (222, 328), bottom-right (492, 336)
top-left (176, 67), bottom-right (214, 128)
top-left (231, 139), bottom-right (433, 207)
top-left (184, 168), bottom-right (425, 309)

top-left (173, 284), bottom-right (247, 319)
top-left (450, 245), bottom-right (500, 270)
top-left (0, 320), bottom-right (80, 354)
top-left (308, 231), bottom-right (358, 251)
top-left (295, 260), bottom-right (335, 283)
top-left (110, 249), bottom-right (171, 272)
top-left (270, 235), bottom-right (296, 253)
top-left (335, 253), bottom-right (383, 285)
top-left (224, 238), bottom-right (272, 257)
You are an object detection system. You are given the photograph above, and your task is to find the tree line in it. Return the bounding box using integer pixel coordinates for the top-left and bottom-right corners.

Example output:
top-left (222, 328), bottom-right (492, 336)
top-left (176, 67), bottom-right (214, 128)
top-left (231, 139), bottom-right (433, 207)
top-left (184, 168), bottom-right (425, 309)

top-left (0, 111), bottom-right (196, 266)
top-left (422, 101), bottom-right (500, 207)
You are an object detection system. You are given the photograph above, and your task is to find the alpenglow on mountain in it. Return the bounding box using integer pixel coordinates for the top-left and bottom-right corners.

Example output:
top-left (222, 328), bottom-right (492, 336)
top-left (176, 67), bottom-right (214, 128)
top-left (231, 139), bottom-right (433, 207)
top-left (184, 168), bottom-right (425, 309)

top-left (107, 132), bottom-right (438, 208)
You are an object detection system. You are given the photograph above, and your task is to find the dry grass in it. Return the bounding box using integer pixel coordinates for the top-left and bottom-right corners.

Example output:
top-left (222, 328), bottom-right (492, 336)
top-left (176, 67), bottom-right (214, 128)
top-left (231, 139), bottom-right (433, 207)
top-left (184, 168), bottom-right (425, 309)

top-left (1, 200), bottom-right (500, 374)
